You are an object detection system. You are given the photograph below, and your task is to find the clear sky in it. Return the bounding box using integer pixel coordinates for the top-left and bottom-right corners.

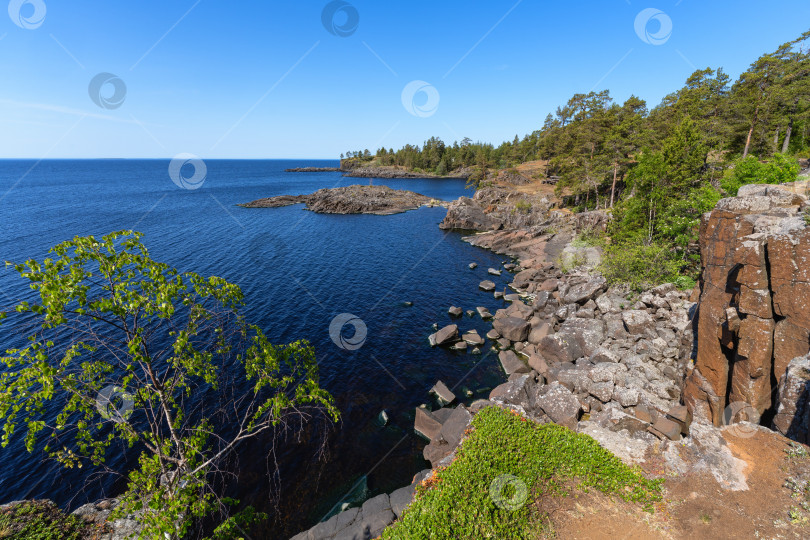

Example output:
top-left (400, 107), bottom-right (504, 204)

top-left (1, 1), bottom-right (809, 159)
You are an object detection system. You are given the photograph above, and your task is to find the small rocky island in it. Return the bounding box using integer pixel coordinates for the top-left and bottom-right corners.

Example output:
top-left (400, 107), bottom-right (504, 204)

top-left (239, 184), bottom-right (435, 215)
top-left (284, 167), bottom-right (342, 172)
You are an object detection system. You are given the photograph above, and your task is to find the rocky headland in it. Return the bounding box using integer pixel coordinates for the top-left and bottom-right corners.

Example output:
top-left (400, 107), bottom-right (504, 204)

top-left (239, 185), bottom-right (437, 216)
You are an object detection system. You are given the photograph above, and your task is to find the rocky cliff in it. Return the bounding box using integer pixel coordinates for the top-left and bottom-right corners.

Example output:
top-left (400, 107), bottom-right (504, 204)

top-left (440, 185), bottom-right (553, 231)
top-left (684, 182), bottom-right (810, 441)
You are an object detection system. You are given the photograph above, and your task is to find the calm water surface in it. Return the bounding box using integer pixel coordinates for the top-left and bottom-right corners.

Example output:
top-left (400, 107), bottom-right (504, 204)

top-left (0, 160), bottom-right (514, 537)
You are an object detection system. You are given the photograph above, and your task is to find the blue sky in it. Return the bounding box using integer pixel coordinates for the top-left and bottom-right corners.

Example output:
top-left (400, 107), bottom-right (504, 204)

top-left (1, 1), bottom-right (809, 159)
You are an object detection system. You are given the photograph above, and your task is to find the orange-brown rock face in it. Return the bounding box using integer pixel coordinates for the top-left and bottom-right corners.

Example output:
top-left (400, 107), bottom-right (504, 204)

top-left (684, 183), bottom-right (810, 428)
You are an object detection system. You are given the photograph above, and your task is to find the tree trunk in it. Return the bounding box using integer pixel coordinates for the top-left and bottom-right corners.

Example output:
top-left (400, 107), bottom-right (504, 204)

top-left (742, 105), bottom-right (760, 158)
top-left (610, 161), bottom-right (618, 208)
top-left (782, 117), bottom-right (794, 153)
top-left (773, 128), bottom-right (780, 153)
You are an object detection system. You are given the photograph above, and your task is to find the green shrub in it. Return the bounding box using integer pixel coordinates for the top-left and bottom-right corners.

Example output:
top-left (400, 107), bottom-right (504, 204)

top-left (571, 227), bottom-right (604, 248)
top-left (674, 274), bottom-right (697, 290)
top-left (382, 407), bottom-right (662, 539)
top-left (599, 239), bottom-right (683, 291)
top-left (721, 153), bottom-right (800, 196)
top-left (514, 199), bottom-right (532, 214)
top-left (0, 501), bottom-right (98, 540)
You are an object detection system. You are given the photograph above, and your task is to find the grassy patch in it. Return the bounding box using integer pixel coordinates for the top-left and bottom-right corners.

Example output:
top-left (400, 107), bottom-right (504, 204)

top-left (514, 199), bottom-right (532, 214)
top-left (382, 407), bottom-right (662, 539)
top-left (784, 442), bottom-right (810, 525)
top-left (0, 501), bottom-right (102, 540)
top-left (598, 239), bottom-right (684, 292)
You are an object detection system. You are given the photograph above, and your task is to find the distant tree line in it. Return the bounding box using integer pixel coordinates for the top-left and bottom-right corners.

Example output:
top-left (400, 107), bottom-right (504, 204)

top-left (348, 29), bottom-right (810, 285)
top-left (348, 29), bottom-right (808, 204)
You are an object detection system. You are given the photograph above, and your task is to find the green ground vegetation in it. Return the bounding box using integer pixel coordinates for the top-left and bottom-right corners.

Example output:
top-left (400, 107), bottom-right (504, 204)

top-left (381, 407), bottom-right (662, 539)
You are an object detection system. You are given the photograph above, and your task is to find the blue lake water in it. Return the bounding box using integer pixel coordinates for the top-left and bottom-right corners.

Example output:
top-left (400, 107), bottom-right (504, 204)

top-left (0, 159), bottom-right (513, 537)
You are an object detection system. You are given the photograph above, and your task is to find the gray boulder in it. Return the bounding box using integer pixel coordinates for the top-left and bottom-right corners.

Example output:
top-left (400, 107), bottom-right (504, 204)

top-left (429, 324), bottom-right (458, 347)
top-left (462, 330), bottom-right (485, 346)
top-left (536, 382), bottom-right (582, 429)
top-left (773, 354), bottom-right (810, 443)
top-left (512, 268), bottom-right (540, 289)
top-left (389, 484), bottom-right (415, 519)
top-left (439, 406), bottom-right (472, 448)
top-left (414, 407), bottom-right (442, 440)
top-left (493, 317), bottom-right (531, 342)
top-left (505, 301), bottom-right (533, 320)
top-left (498, 350), bottom-right (530, 375)
top-left (430, 380), bottom-right (456, 404)
top-left (533, 291), bottom-right (550, 310)
top-left (334, 509), bottom-right (395, 540)
top-left (563, 276), bottom-right (607, 304)
top-left (528, 322), bottom-right (552, 345)
top-left (622, 310), bottom-right (654, 336)
top-left (489, 374), bottom-right (533, 406)
top-left (589, 381), bottom-right (615, 403)
top-left (538, 333), bottom-right (578, 364)
top-left (560, 318), bottom-right (605, 358)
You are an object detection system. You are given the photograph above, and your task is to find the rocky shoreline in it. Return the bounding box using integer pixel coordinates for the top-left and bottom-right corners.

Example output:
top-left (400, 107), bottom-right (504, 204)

top-left (342, 166), bottom-right (468, 180)
top-left (14, 178), bottom-right (810, 540)
top-left (290, 179), bottom-right (810, 540)
top-left (283, 162), bottom-right (470, 180)
top-left (239, 185), bottom-right (440, 216)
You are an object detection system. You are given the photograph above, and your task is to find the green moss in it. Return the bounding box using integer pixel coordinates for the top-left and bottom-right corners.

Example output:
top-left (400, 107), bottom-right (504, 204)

top-left (0, 501), bottom-right (100, 540)
top-left (382, 407), bottom-right (662, 539)
top-left (514, 199), bottom-right (532, 214)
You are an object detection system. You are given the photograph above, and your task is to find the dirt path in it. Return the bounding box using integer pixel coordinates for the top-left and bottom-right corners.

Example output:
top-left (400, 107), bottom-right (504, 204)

top-left (548, 428), bottom-right (810, 539)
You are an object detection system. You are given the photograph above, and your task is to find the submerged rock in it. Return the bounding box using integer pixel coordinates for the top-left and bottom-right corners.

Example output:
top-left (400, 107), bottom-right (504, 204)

top-left (479, 280), bottom-right (496, 292)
